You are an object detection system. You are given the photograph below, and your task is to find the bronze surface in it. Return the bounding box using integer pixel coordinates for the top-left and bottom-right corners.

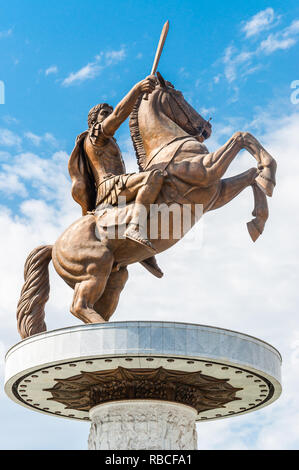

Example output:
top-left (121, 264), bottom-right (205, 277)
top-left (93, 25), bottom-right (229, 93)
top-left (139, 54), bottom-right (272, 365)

top-left (44, 366), bottom-right (242, 413)
top-left (16, 25), bottom-right (277, 339)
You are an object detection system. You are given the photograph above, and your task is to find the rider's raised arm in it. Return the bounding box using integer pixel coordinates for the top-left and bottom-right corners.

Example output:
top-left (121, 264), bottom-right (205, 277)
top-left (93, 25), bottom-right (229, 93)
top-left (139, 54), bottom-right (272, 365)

top-left (102, 76), bottom-right (156, 137)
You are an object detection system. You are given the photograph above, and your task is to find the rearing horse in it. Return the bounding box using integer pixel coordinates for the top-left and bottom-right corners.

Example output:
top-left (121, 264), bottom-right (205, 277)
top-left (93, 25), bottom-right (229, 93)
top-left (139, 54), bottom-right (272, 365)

top-left (16, 74), bottom-right (276, 339)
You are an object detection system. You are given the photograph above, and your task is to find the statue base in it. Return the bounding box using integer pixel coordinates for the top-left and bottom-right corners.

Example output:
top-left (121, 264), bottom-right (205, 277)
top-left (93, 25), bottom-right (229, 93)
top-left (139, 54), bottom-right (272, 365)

top-left (4, 321), bottom-right (282, 450)
top-left (88, 400), bottom-right (198, 450)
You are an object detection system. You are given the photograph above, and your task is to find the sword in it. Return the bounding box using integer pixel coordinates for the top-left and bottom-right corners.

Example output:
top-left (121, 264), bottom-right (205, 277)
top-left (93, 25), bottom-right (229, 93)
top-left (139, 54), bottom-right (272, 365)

top-left (144, 20), bottom-right (169, 100)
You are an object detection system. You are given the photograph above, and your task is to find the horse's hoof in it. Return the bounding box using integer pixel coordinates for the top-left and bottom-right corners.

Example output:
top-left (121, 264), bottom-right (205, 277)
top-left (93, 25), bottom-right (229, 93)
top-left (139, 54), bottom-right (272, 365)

top-left (247, 220), bottom-right (262, 242)
top-left (255, 173), bottom-right (275, 197)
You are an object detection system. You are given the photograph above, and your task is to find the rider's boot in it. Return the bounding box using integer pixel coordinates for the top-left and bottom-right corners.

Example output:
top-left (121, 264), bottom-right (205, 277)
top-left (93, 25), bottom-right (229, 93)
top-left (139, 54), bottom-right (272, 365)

top-left (124, 223), bottom-right (156, 253)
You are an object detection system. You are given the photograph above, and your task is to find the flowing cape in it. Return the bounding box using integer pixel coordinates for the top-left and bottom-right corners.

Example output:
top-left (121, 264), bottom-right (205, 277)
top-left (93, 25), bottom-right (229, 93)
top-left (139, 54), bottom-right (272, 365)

top-left (68, 131), bottom-right (97, 215)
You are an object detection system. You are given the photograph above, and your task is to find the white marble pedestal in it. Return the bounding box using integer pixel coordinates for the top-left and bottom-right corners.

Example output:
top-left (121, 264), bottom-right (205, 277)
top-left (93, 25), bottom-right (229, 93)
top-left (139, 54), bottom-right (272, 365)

top-left (4, 321), bottom-right (282, 450)
top-left (88, 400), bottom-right (198, 450)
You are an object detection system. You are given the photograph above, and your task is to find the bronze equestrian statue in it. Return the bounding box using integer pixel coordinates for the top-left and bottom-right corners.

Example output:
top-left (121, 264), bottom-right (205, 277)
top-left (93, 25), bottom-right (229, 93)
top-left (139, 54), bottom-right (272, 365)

top-left (16, 73), bottom-right (276, 339)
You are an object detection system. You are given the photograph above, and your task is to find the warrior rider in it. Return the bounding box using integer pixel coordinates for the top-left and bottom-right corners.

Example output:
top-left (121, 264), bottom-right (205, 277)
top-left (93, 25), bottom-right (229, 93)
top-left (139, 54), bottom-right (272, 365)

top-left (68, 75), bottom-right (164, 276)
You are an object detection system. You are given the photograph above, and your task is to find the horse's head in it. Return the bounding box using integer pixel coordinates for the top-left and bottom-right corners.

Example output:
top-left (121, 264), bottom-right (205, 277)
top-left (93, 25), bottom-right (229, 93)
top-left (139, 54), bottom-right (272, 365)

top-left (130, 73), bottom-right (212, 170)
top-left (155, 72), bottom-right (212, 141)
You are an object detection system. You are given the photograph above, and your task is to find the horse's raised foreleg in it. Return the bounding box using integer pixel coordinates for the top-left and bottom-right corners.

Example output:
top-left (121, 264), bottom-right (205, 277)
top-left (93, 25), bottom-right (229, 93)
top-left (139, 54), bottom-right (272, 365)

top-left (240, 132), bottom-right (276, 197)
top-left (210, 168), bottom-right (257, 210)
top-left (171, 132), bottom-right (276, 198)
top-left (209, 168), bottom-right (268, 241)
top-left (247, 183), bottom-right (269, 242)
top-left (170, 134), bottom-right (244, 187)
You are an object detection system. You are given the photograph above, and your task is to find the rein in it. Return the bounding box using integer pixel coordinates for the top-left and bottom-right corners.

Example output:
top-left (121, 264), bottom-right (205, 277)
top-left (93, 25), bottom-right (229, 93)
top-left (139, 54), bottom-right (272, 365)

top-left (166, 90), bottom-right (200, 137)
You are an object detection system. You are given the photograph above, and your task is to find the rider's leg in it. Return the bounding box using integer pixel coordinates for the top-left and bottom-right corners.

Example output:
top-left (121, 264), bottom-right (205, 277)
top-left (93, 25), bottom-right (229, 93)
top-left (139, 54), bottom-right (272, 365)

top-left (119, 170), bottom-right (164, 250)
top-left (70, 248), bottom-right (114, 324)
top-left (93, 267), bottom-right (129, 321)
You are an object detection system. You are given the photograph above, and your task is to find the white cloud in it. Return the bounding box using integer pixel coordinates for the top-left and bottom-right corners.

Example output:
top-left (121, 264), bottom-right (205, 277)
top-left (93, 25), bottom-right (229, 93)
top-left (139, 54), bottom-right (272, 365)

top-left (24, 132), bottom-right (42, 146)
top-left (44, 132), bottom-right (58, 146)
top-left (0, 150), bottom-right (11, 161)
top-left (286, 19), bottom-right (299, 35)
top-left (45, 65), bottom-right (58, 76)
top-left (1, 111), bottom-right (299, 448)
top-left (62, 62), bottom-right (102, 86)
top-left (1, 115), bottom-right (19, 125)
top-left (24, 131), bottom-right (58, 147)
top-left (260, 19), bottom-right (299, 54)
top-left (179, 67), bottom-right (190, 78)
top-left (200, 106), bottom-right (215, 117)
top-left (220, 16), bottom-right (299, 85)
top-left (62, 48), bottom-right (126, 86)
top-left (0, 28), bottom-right (13, 39)
top-left (0, 147), bottom-right (80, 340)
top-left (122, 111), bottom-right (299, 449)
top-left (105, 48), bottom-right (126, 63)
top-left (223, 45), bottom-right (254, 83)
top-left (260, 35), bottom-right (296, 54)
top-left (242, 8), bottom-right (276, 38)
top-left (0, 173), bottom-right (27, 197)
top-left (0, 128), bottom-right (22, 148)
top-left (0, 152), bottom-right (80, 377)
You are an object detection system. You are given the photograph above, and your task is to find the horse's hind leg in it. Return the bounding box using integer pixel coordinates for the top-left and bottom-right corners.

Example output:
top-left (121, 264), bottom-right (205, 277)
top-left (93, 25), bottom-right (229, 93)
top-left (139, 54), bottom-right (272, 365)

top-left (71, 248), bottom-right (114, 324)
top-left (94, 267), bottom-right (129, 321)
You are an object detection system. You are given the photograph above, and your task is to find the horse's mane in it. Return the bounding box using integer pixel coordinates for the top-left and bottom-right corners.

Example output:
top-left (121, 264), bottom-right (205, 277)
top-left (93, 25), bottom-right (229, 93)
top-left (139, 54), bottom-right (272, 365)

top-left (129, 80), bottom-right (177, 171)
top-left (129, 80), bottom-right (213, 172)
top-left (129, 93), bottom-right (147, 172)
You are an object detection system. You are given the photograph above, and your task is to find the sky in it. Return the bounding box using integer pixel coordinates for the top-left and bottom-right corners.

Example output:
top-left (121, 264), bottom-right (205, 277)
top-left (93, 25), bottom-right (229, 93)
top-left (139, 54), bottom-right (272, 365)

top-left (0, 0), bottom-right (299, 450)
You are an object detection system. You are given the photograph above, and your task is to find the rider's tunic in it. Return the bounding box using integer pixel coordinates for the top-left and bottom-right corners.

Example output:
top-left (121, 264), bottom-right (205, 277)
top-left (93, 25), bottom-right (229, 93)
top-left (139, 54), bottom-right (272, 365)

top-left (84, 122), bottom-right (132, 207)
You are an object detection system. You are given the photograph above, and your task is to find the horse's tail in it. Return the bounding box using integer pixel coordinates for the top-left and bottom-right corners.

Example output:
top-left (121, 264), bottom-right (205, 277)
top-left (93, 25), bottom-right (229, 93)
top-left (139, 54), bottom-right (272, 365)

top-left (16, 245), bottom-right (53, 339)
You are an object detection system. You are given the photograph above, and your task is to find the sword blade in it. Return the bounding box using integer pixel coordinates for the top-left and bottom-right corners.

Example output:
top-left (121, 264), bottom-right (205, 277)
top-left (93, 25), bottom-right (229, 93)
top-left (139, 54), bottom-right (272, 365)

top-left (150, 20), bottom-right (169, 75)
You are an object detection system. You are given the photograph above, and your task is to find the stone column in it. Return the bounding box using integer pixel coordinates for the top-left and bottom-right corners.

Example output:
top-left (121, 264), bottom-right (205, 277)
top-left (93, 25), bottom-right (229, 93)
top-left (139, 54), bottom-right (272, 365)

top-left (88, 400), bottom-right (198, 450)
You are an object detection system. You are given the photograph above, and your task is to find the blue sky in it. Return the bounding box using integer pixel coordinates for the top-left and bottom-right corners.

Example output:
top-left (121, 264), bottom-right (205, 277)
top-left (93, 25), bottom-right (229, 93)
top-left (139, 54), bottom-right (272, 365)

top-left (1, 0), bottom-right (299, 450)
top-left (1, 0), bottom-right (298, 149)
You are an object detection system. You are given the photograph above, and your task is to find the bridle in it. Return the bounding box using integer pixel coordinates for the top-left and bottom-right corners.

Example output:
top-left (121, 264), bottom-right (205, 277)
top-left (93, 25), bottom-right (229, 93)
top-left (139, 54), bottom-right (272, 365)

top-left (159, 79), bottom-right (211, 141)
top-left (143, 85), bottom-right (203, 171)
top-left (144, 81), bottom-right (211, 171)
top-left (165, 88), bottom-right (200, 138)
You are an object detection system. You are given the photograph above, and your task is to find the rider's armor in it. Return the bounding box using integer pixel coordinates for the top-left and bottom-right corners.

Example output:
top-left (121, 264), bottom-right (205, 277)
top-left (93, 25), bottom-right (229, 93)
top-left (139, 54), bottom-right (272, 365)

top-left (84, 122), bottom-right (132, 207)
